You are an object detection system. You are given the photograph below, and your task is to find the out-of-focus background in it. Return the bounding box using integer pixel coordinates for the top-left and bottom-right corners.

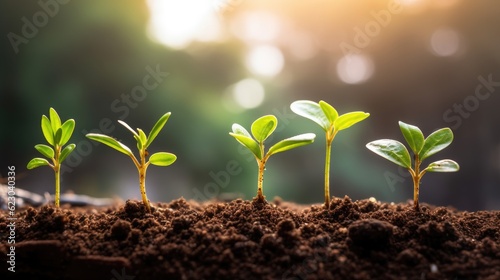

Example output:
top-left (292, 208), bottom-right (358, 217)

top-left (1, 0), bottom-right (499, 211)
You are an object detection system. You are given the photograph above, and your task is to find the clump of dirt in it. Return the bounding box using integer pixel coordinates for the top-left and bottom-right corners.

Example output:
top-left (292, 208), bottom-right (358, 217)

top-left (1, 196), bottom-right (499, 279)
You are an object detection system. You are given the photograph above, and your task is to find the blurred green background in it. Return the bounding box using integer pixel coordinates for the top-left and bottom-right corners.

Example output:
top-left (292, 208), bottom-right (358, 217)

top-left (1, 0), bottom-right (499, 211)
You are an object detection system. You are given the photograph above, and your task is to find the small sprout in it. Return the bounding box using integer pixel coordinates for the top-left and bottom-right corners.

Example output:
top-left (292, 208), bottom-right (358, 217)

top-left (290, 100), bottom-right (370, 208)
top-left (86, 113), bottom-right (177, 212)
top-left (27, 108), bottom-right (76, 207)
top-left (366, 121), bottom-right (459, 211)
top-left (229, 115), bottom-right (316, 203)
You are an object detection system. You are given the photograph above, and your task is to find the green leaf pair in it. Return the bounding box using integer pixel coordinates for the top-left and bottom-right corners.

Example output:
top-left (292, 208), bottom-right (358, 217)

top-left (27, 108), bottom-right (77, 207)
top-left (86, 113), bottom-right (177, 167)
top-left (230, 115), bottom-right (316, 160)
top-left (230, 115), bottom-right (316, 202)
top-left (290, 100), bottom-right (370, 134)
top-left (366, 121), bottom-right (459, 172)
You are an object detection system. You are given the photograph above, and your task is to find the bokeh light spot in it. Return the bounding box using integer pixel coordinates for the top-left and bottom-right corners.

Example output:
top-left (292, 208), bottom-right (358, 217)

top-left (336, 54), bottom-right (374, 84)
top-left (430, 28), bottom-right (461, 57)
top-left (232, 78), bottom-right (265, 109)
top-left (246, 45), bottom-right (285, 77)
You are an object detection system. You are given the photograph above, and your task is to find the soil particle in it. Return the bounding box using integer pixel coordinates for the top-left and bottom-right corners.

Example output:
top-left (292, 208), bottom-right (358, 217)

top-left (109, 219), bottom-right (132, 241)
top-left (1, 196), bottom-right (499, 279)
top-left (347, 219), bottom-right (394, 249)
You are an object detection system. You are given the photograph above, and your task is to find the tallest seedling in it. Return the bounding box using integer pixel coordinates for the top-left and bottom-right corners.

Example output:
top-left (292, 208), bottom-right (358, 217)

top-left (86, 113), bottom-right (177, 212)
top-left (291, 100), bottom-right (370, 208)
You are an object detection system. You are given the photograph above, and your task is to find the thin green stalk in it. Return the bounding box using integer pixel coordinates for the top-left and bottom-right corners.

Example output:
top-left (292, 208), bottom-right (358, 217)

top-left (324, 140), bottom-right (332, 208)
top-left (54, 165), bottom-right (60, 208)
top-left (324, 129), bottom-right (336, 208)
top-left (54, 145), bottom-right (61, 208)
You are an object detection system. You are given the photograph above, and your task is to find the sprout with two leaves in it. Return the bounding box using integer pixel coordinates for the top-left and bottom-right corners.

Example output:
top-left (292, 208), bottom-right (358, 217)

top-left (366, 121), bottom-right (459, 211)
top-left (290, 100), bottom-right (370, 208)
top-left (229, 115), bottom-right (316, 203)
top-left (27, 108), bottom-right (76, 207)
top-left (86, 113), bottom-right (177, 212)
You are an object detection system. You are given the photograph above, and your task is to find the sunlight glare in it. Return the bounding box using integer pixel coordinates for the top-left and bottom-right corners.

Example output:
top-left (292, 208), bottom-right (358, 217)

top-left (246, 45), bottom-right (284, 77)
top-left (147, 0), bottom-right (219, 49)
top-left (231, 11), bottom-right (281, 43)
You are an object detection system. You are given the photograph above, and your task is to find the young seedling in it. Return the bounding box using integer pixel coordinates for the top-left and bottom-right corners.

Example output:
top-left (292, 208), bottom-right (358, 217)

top-left (27, 108), bottom-right (76, 207)
top-left (366, 121), bottom-right (459, 211)
top-left (229, 115), bottom-right (316, 203)
top-left (86, 112), bottom-right (177, 212)
top-left (290, 100), bottom-right (370, 208)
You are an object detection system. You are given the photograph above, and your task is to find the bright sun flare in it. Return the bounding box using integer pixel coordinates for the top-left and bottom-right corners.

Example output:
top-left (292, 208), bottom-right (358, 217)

top-left (147, 0), bottom-right (221, 49)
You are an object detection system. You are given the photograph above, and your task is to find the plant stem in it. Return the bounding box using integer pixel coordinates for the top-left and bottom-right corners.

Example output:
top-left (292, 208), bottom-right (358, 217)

top-left (256, 159), bottom-right (266, 203)
top-left (413, 155), bottom-right (421, 211)
top-left (324, 140), bottom-right (332, 208)
top-left (324, 129), bottom-right (336, 208)
top-left (54, 145), bottom-right (61, 208)
top-left (54, 164), bottom-right (60, 208)
top-left (139, 150), bottom-right (151, 212)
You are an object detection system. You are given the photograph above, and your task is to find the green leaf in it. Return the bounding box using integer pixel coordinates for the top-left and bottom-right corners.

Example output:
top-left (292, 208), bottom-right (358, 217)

top-left (60, 144), bottom-right (76, 163)
top-left (27, 158), bottom-right (51, 169)
top-left (54, 128), bottom-right (63, 146)
top-left (319, 100), bottom-right (338, 124)
top-left (35, 144), bottom-right (54, 159)
top-left (419, 128), bottom-right (453, 160)
top-left (230, 123), bottom-right (261, 159)
top-left (268, 133), bottom-right (316, 156)
top-left (146, 112), bottom-right (171, 148)
top-left (229, 132), bottom-right (262, 160)
top-left (137, 129), bottom-right (147, 147)
top-left (251, 115), bottom-right (277, 142)
top-left (59, 119), bottom-right (75, 146)
top-left (118, 120), bottom-right (138, 137)
top-left (41, 115), bottom-right (54, 145)
top-left (231, 123), bottom-right (252, 138)
top-left (290, 100), bottom-right (330, 131)
top-left (49, 108), bottom-right (62, 133)
top-left (134, 134), bottom-right (143, 150)
top-left (366, 139), bottom-right (411, 168)
top-left (399, 121), bottom-right (424, 155)
top-left (334, 111), bottom-right (370, 131)
top-left (86, 133), bottom-right (133, 156)
top-left (425, 159), bottom-right (460, 172)
top-left (149, 152), bottom-right (177, 166)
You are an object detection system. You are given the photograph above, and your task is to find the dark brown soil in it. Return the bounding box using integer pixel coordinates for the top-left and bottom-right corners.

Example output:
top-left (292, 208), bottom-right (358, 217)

top-left (1, 196), bottom-right (499, 279)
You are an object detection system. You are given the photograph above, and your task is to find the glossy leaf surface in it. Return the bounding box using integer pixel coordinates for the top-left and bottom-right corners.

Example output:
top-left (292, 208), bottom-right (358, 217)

top-left (251, 115), bottom-right (277, 143)
top-left (366, 139), bottom-right (411, 168)
top-left (268, 133), bottom-right (316, 156)
top-left (399, 121), bottom-right (424, 155)
top-left (419, 128), bottom-right (454, 160)
top-left (86, 133), bottom-right (133, 156)
top-left (425, 159), bottom-right (460, 172)
top-left (149, 152), bottom-right (177, 166)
